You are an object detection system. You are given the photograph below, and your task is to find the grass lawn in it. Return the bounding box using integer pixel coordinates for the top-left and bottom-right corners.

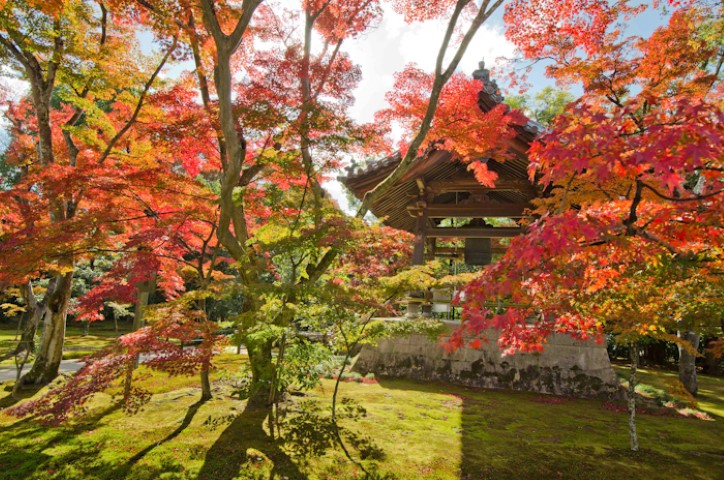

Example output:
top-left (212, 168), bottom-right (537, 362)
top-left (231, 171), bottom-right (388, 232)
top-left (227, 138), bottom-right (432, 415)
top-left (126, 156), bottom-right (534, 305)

top-left (0, 354), bottom-right (722, 480)
top-left (0, 320), bottom-right (132, 365)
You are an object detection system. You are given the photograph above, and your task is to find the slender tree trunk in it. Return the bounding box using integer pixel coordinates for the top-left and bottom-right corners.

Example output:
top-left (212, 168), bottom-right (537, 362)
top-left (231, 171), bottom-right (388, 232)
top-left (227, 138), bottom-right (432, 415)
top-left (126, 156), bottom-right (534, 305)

top-left (123, 361), bottom-right (135, 399)
top-left (14, 314), bottom-right (38, 360)
top-left (20, 272), bottom-right (73, 386)
top-left (197, 296), bottom-right (212, 401)
top-left (133, 285), bottom-right (152, 332)
top-left (628, 342), bottom-right (639, 452)
top-left (2, 283), bottom-right (43, 363)
top-left (13, 313), bottom-right (23, 341)
top-left (200, 366), bottom-right (212, 401)
top-left (11, 345), bottom-right (32, 398)
top-left (268, 332), bottom-right (287, 406)
top-left (124, 280), bottom-right (154, 397)
top-left (678, 330), bottom-right (699, 396)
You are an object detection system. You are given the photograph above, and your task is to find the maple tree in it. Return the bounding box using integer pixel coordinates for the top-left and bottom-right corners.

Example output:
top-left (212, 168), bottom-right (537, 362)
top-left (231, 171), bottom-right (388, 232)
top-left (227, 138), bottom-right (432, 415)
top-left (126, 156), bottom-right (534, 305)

top-left (375, 66), bottom-right (528, 186)
top-left (0, 0), bottom-right (212, 387)
top-left (191, 0), bottom-right (388, 402)
top-left (452, 0), bottom-right (723, 451)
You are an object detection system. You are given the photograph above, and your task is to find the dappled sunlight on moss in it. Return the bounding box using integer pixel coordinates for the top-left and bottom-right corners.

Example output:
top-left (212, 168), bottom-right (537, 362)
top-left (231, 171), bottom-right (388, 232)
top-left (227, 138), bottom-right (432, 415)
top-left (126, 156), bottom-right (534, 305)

top-left (0, 356), bottom-right (721, 479)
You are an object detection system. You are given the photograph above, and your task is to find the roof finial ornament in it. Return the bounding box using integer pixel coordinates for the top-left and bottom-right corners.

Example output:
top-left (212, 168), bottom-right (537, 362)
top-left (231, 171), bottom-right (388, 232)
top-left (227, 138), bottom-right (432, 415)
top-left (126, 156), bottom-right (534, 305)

top-left (472, 60), bottom-right (490, 83)
top-left (472, 59), bottom-right (503, 104)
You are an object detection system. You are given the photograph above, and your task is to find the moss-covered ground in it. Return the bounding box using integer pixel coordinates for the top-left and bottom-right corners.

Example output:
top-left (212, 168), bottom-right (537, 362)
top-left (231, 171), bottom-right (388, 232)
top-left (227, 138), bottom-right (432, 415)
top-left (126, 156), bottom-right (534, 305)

top-left (0, 321), bottom-right (131, 365)
top-left (0, 354), bottom-right (722, 480)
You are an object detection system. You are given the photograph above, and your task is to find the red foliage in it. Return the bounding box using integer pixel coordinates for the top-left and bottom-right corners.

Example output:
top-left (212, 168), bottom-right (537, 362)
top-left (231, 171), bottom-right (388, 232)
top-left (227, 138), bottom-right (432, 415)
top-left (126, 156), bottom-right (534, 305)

top-left (452, 2), bottom-right (723, 354)
top-left (376, 66), bottom-right (527, 175)
top-left (7, 305), bottom-right (224, 424)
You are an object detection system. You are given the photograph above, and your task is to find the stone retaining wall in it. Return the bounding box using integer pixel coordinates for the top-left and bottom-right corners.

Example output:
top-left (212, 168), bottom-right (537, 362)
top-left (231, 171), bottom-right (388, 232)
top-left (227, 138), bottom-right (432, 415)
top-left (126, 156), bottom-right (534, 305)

top-left (354, 321), bottom-right (620, 398)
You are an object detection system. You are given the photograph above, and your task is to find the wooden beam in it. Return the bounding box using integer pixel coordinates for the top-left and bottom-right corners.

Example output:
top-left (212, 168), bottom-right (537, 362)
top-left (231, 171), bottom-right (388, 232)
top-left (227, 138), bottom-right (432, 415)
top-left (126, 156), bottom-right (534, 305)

top-left (409, 203), bottom-right (529, 218)
top-left (428, 177), bottom-right (533, 192)
top-left (432, 246), bottom-right (507, 255)
top-left (426, 227), bottom-right (521, 238)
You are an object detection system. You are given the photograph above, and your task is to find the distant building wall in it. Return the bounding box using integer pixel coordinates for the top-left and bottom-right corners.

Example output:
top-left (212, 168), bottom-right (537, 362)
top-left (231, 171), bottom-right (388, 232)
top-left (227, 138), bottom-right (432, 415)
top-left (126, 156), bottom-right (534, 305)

top-left (354, 321), bottom-right (620, 398)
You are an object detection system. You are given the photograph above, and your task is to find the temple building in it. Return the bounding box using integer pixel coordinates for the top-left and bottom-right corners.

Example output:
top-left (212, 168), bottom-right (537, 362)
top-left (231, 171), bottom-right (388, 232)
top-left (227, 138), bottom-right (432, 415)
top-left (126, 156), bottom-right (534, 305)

top-left (340, 63), bottom-right (620, 398)
top-left (341, 62), bottom-right (541, 316)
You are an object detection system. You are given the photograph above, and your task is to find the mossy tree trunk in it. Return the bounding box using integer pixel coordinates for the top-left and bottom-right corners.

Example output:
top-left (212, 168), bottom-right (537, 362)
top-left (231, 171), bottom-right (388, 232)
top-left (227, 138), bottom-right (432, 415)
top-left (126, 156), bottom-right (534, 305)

top-left (200, 366), bottom-right (212, 401)
top-left (20, 272), bottom-right (73, 387)
top-left (247, 338), bottom-right (274, 406)
top-left (628, 342), bottom-right (639, 452)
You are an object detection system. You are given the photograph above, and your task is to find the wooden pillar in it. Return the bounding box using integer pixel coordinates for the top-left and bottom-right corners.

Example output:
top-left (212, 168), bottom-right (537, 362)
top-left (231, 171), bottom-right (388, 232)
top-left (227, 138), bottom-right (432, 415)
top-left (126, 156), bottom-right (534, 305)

top-left (421, 238), bottom-right (436, 317)
top-left (411, 203), bottom-right (427, 265)
top-left (408, 198), bottom-right (427, 318)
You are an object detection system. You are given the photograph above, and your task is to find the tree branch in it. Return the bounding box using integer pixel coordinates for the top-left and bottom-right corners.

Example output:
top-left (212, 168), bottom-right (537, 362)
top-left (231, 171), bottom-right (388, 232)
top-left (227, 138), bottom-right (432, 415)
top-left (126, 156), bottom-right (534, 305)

top-left (99, 36), bottom-right (177, 163)
top-left (640, 182), bottom-right (723, 202)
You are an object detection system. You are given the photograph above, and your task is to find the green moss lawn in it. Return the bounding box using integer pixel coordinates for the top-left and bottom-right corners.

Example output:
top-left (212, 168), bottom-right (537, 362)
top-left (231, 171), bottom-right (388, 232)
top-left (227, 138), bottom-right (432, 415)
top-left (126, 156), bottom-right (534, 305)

top-left (0, 321), bottom-right (131, 366)
top-left (0, 354), bottom-right (722, 480)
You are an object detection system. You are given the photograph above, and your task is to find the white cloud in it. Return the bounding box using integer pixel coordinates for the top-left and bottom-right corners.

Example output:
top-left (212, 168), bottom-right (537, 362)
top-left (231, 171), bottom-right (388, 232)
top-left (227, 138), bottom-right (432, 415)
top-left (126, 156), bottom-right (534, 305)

top-left (345, 8), bottom-right (515, 124)
top-left (0, 69), bottom-right (29, 151)
top-left (323, 179), bottom-right (354, 215)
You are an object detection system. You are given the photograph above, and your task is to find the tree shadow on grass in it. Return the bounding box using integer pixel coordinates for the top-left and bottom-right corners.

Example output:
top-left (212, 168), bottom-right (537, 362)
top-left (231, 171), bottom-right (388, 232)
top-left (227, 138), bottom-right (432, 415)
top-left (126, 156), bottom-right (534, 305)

top-left (0, 399), bottom-right (207, 480)
top-left (197, 403), bottom-right (306, 480)
top-left (375, 377), bottom-right (724, 480)
top-left (109, 397), bottom-right (209, 479)
top-left (0, 403), bottom-right (122, 479)
top-left (196, 395), bottom-right (387, 480)
top-left (0, 382), bottom-right (43, 409)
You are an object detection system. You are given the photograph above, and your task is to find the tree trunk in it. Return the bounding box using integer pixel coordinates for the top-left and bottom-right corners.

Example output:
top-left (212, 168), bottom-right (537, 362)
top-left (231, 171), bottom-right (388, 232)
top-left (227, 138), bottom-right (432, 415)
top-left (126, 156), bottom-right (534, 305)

top-left (123, 362), bottom-right (135, 399)
top-left (196, 295), bottom-right (212, 401)
top-left (20, 272), bottom-right (73, 386)
top-left (247, 338), bottom-right (274, 406)
top-left (200, 366), bottom-right (212, 401)
top-left (268, 332), bottom-right (287, 406)
top-left (1, 283), bottom-right (43, 363)
top-left (628, 342), bottom-right (639, 452)
top-left (678, 330), bottom-right (699, 396)
top-left (124, 280), bottom-right (154, 396)
top-left (14, 315), bottom-right (39, 360)
top-left (133, 285), bottom-right (152, 332)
